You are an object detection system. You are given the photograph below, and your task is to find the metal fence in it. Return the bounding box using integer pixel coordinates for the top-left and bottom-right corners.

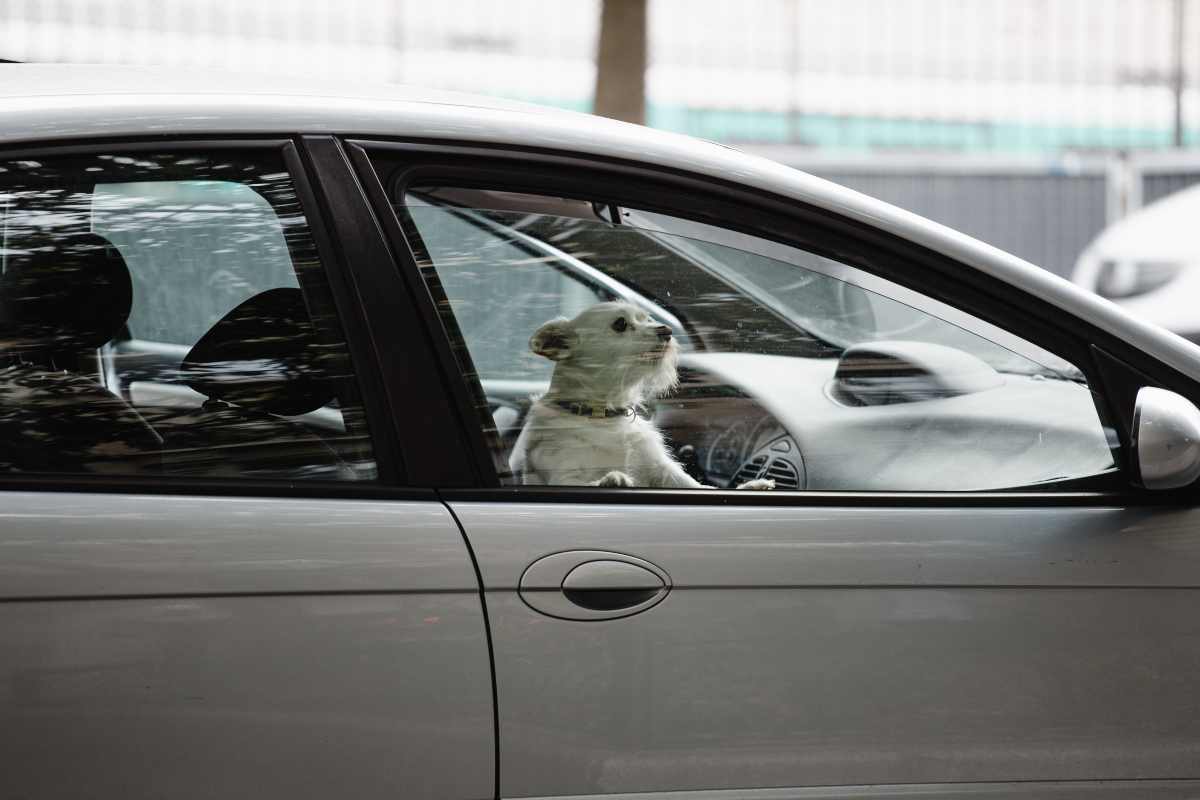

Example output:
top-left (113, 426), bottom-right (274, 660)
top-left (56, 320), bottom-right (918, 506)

top-left (1139, 153), bottom-right (1200, 204)
top-left (1144, 172), bottom-right (1200, 204)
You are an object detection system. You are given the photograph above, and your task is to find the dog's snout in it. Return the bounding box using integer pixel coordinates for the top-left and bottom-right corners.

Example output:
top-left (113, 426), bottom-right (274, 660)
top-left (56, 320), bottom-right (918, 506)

top-left (655, 325), bottom-right (672, 341)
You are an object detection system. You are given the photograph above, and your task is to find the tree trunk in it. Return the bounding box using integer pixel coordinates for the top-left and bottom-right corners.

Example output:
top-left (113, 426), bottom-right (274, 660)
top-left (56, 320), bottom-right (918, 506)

top-left (592, 0), bottom-right (647, 125)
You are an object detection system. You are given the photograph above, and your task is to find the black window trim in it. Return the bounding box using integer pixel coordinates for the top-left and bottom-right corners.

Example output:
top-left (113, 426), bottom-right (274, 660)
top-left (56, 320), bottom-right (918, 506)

top-left (286, 137), bottom-right (405, 484)
top-left (0, 135), bottom-right (421, 500)
top-left (350, 136), bottom-right (1200, 507)
top-left (439, 485), bottom-right (1166, 507)
top-left (342, 141), bottom-right (497, 486)
top-left (302, 135), bottom-right (481, 487)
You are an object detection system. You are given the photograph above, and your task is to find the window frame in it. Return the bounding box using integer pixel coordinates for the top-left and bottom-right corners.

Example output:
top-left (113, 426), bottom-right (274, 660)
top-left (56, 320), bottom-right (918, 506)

top-left (351, 137), bottom-right (1200, 506)
top-left (0, 136), bottom-right (426, 499)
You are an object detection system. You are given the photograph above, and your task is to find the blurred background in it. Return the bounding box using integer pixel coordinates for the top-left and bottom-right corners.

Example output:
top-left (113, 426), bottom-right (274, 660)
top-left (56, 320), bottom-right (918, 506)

top-left (4, 0), bottom-right (1199, 333)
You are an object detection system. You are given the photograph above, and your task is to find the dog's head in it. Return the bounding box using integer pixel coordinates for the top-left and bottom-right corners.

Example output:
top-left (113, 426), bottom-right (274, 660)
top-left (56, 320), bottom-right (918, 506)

top-left (531, 301), bottom-right (679, 405)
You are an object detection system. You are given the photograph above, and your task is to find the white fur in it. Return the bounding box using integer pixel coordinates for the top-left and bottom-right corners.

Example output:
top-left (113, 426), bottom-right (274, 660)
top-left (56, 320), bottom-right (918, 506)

top-left (510, 302), bottom-right (774, 490)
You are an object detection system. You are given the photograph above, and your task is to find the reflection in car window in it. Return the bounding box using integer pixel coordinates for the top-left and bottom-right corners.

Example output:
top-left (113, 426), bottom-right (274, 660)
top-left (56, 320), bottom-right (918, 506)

top-left (0, 151), bottom-right (376, 481)
top-left (91, 179), bottom-right (299, 346)
top-left (397, 184), bottom-right (1116, 493)
top-left (622, 209), bottom-right (1084, 380)
top-left (403, 193), bottom-right (611, 382)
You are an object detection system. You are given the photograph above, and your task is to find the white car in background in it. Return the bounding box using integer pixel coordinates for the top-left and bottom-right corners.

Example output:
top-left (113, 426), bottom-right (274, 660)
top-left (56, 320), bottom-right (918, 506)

top-left (1074, 183), bottom-right (1200, 342)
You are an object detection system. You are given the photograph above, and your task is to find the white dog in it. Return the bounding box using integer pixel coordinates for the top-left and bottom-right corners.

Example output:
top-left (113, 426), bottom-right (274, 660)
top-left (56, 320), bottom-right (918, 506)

top-left (510, 301), bottom-right (774, 490)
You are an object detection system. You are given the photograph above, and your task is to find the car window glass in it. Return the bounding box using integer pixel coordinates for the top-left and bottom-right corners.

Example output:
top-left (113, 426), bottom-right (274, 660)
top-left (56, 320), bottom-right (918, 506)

top-left (91, 179), bottom-right (299, 346)
top-left (397, 184), bottom-right (1115, 493)
top-left (622, 209), bottom-right (1083, 379)
top-left (405, 191), bottom-right (612, 382)
top-left (0, 150), bottom-right (377, 481)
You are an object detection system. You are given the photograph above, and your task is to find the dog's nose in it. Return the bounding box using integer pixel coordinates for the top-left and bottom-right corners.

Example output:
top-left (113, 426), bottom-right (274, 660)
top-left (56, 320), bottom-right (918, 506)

top-left (655, 325), bottom-right (672, 341)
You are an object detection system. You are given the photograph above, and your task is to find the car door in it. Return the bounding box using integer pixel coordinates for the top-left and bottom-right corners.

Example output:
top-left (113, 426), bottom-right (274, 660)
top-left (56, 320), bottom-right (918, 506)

top-left (0, 140), bottom-right (493, 799)
top-left (345, 139), bottom-right (1200, 800)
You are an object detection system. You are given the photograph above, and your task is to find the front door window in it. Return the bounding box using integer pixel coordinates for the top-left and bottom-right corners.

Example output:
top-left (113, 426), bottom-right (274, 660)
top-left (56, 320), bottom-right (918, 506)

top-left (397, 185), bottom-right (1114, 492)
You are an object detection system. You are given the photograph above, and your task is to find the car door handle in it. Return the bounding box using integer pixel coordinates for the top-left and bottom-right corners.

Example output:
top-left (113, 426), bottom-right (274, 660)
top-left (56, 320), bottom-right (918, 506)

top-left (519, 550), bottom-right (672, 621)
top-left (562, 560), bottom-right (665, 611)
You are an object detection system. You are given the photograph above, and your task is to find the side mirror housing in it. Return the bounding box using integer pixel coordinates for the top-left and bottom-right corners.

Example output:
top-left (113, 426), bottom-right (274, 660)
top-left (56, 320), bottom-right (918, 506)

top-left (1134, 386), bottom-right (1200, 490)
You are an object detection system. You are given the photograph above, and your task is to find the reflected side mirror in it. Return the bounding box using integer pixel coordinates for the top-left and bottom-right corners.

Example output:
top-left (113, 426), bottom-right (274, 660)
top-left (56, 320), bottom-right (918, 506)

top-left (1133, 386), bottom-right (1200, 490)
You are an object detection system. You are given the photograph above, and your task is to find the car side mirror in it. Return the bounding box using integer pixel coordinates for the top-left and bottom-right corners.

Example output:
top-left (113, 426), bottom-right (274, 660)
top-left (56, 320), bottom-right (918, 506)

top-left (1134, 386), bottom-right (1200, 490)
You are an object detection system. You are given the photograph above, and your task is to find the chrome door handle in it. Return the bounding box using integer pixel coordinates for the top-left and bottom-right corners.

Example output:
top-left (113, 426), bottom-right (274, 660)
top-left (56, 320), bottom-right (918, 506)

top-left (519, 550), bottom-right (672, 620)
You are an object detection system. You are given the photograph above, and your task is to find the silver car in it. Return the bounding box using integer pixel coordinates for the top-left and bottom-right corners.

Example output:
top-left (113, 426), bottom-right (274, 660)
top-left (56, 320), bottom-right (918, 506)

top-left (4, 64), bottom-right (1200, 800)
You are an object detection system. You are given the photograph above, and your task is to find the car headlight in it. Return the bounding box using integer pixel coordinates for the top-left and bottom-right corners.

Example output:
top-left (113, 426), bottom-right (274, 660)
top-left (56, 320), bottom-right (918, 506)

top-left (1095, 259), bottom-right (1183, 299)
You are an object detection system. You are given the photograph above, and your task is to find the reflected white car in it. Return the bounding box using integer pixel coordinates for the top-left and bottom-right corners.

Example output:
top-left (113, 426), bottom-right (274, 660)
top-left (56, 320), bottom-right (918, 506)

top-left (1074, 183), bottom-right (1200, 341)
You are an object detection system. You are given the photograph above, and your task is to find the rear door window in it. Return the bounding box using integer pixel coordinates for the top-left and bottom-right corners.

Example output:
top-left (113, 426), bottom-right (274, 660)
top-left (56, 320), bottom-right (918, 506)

top-left (0, 149), bottom-right (376, 481)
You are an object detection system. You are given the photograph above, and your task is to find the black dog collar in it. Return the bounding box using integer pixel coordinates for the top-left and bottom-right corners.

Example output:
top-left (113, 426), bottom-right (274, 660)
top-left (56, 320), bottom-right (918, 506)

top-left (551, 399), bottom-right (646, 420)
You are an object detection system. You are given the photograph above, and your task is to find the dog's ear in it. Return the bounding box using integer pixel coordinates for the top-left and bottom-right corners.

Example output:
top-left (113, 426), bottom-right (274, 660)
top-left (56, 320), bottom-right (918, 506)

top-left (530, 317), bottom-right (577, 361)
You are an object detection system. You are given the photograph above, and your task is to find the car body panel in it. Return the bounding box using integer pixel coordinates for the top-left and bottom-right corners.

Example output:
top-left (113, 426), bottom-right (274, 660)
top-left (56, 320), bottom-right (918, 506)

top-left (0, 492), bottom-right (478, 597)
top-left (5, 64), bottom-right (1200, 800)
top-left (0, 492), bottom-right (494, 799)
top-left (451, 500), bottom-right (1200, 797)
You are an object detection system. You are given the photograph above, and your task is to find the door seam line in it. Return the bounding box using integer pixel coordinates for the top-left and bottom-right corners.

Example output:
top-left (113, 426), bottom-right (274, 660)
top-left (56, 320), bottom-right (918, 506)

top-left (440, 491), bottom-right (502, 800)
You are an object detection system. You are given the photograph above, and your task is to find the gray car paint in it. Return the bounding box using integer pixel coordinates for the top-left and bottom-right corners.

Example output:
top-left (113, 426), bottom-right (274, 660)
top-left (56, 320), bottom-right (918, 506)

top-left (453, 500), bottom-right (1200, 798)
top-left (6, 65), bottom-right (1200, 800)
top-left (0, 493), bottom-right (493, 800)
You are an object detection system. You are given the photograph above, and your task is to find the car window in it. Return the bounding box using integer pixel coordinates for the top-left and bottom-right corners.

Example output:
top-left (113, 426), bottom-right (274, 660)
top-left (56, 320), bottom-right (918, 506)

top-left (396, 185), bottom-right (1116, 492)
top-left (0, 150), bottom-right (377, 481)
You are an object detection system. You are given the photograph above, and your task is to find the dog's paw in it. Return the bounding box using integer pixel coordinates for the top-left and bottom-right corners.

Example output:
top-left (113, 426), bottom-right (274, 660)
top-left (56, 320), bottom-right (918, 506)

top-left (735, 478), bottom-right (775, 491)
top-left (597, 470), bottom-right (636, 488)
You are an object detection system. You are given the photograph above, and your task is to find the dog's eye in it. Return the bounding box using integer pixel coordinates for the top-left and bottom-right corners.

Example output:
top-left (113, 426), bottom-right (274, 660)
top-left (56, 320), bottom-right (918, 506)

top-left (611, 317), bottom-right (628, 333)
